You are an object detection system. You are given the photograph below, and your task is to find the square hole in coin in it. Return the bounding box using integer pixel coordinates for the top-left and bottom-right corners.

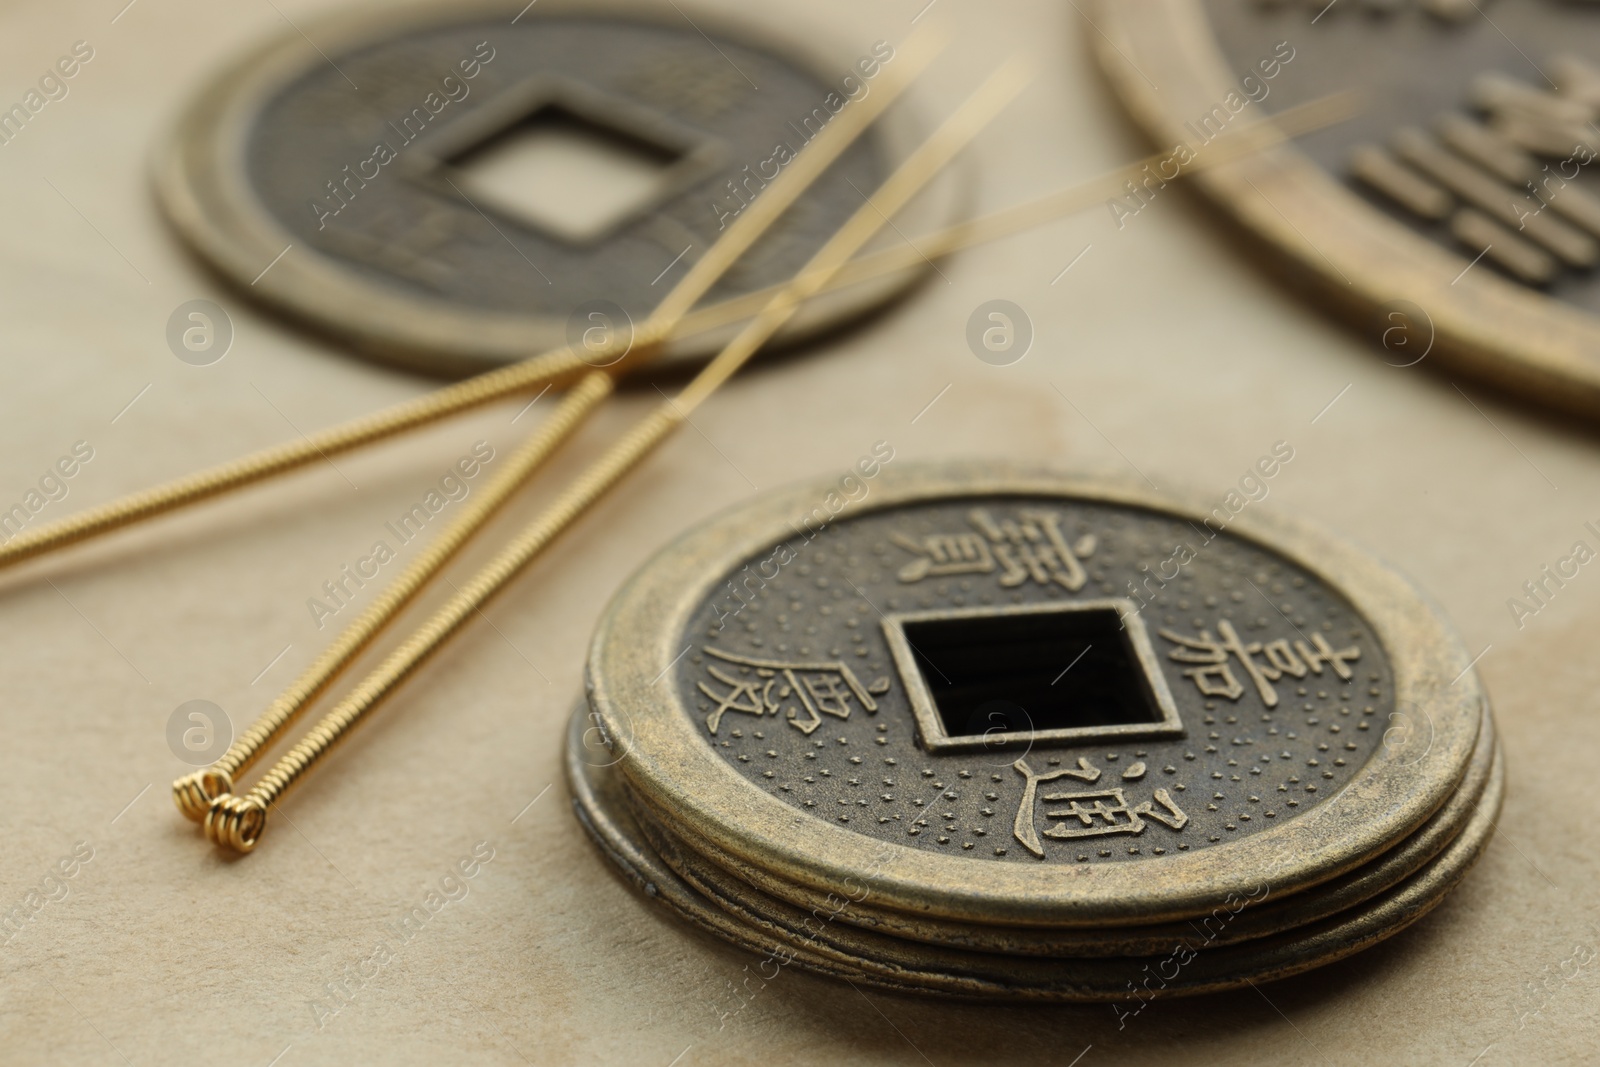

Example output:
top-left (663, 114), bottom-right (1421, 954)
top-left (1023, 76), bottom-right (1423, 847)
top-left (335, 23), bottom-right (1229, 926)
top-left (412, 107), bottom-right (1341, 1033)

top-left (882, 600), bottom-right (1183, 752)
top-left (447, 105), bottom-right (681, 244)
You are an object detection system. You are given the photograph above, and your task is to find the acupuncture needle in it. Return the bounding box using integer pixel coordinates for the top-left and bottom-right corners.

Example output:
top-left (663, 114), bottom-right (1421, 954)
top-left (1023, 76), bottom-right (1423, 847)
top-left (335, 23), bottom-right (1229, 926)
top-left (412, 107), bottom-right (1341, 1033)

top-left (710, 92), bottom-right (1359, 320)
top-left (167, 26), bottom-right (948, 819)
top-left (0, 93), bottom-right (1355, 585)
top-left (203, 56), bottom-right (1033, 854)
top-left (178, 91), bottom-right (1358, 823)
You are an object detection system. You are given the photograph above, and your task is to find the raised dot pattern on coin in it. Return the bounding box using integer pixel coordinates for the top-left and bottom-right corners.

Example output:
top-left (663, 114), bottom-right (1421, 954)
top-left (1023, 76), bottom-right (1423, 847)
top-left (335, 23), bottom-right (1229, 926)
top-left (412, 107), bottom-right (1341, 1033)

top-left (675, 498), bottom-right (1392, 864)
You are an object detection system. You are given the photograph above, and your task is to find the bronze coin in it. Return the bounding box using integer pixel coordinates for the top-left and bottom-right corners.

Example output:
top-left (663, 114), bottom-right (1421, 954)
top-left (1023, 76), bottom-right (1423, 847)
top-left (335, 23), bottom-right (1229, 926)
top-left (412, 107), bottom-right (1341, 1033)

top-left (157, 0), bottom-right (959, 376)
top-left (1092, 0), bottom-right (1600, 417)
top-left (587, 463), bottom-right (1491, 930)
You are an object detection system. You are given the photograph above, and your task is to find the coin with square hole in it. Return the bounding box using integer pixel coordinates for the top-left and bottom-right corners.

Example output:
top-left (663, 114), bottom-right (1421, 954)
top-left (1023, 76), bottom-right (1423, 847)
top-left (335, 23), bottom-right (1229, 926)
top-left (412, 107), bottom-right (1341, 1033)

top-left (157, 0), bottom-right (962, 376)
top-left (586, 463), bottom-right (1490, 928)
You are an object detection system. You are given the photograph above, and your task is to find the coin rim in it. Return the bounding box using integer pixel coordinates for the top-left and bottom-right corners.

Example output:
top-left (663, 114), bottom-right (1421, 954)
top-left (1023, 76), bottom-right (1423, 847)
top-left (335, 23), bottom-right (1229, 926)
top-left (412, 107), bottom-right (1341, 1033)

top-left (626, 700), bottom-right (1496, 956)
top-left (1090, 0), bottom-right (1600, 418)
top-left (562, 700), bottom-right (879, 986)
top-left (568, 699), bottom-right (1505, 999)
top-left (154, 0), bottom-right (964, 377)
top-left (642, 747), bottom-right (1503, 998)
top-left (587, 461), bottom-right (1484, 928)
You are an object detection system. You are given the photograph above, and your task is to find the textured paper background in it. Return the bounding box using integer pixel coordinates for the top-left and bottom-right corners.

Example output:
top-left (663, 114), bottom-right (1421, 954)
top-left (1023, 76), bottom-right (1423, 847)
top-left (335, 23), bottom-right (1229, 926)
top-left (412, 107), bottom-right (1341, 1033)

top-left (0, 1), bottom-right (1596, 1064)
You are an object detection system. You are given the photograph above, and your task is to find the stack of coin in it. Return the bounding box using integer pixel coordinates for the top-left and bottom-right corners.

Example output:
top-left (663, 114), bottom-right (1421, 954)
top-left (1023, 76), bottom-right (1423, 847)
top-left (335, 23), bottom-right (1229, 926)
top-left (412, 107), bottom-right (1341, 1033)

top-left (567, 463), bottom-right (1501, 1000)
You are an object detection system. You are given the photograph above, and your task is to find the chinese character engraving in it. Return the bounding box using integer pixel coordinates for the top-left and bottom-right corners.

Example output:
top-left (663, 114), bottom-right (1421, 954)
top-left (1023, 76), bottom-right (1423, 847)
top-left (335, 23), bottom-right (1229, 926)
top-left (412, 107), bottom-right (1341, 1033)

top-left (697, 648), bottom-right (882, 735)
top-left (1158, 619), bottom-right (1360, 708)
top-left (697, 663), bottom-right (770, 734)
top-left (892, 508), bottom-right (1096, 591)
top-left (1012, 757), bottom-right (1188, 857)
top-left (1042, 789), bottom-right (1143, 838)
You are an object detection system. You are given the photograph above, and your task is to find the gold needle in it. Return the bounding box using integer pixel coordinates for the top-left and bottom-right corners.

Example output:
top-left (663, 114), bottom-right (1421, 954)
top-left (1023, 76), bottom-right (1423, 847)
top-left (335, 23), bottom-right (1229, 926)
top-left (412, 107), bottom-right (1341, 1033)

top-left (0, 93), bottom-right (1350, 584)
top-left (684, 92), bottom-right (1361, 329)
top-left (169, 376), bottom-right (609, 818)
top-left (204, 55), bottom-right (1032, 854)
top-left (169, 27), bottom-right (947, 819)
top-left (0, 92), bottom-right (1350, 580)
top-left (0, 28), bottom-right (944, 573)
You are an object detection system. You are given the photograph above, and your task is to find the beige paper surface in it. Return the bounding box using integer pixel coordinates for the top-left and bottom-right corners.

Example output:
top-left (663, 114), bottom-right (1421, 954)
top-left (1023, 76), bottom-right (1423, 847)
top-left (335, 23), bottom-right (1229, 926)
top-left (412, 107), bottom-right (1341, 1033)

top-left (0, 1), bottom-right (1594, 1064)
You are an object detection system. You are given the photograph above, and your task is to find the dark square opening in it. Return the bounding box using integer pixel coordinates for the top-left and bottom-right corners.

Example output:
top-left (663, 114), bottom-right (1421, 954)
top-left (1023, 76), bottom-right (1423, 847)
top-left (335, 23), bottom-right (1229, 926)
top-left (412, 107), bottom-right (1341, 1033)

top-left (901, 606), bottom-right (1162, 742)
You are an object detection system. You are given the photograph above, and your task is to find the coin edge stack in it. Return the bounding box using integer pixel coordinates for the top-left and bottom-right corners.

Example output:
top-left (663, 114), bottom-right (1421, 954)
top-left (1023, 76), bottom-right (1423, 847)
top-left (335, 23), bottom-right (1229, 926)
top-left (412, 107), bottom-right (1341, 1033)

top-left (565, 463), bottom-right (1503, 1000)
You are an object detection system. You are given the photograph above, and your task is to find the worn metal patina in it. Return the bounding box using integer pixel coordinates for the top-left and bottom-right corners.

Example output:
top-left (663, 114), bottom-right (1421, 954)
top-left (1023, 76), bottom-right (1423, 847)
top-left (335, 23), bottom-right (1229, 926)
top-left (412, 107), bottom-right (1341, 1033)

top-left (569, 464), bottom-right (1501, 998)
top-left (157, 0), bottom-right (958, 375)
